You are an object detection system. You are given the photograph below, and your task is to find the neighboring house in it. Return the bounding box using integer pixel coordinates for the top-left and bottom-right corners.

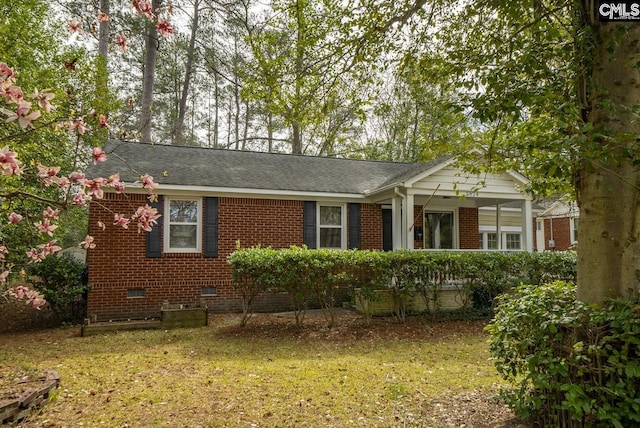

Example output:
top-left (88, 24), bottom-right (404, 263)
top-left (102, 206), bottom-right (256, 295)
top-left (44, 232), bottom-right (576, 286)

top-left (535, 200), bottom-right (579, 251)
top-left (85, 141), bottom-right (535, 321)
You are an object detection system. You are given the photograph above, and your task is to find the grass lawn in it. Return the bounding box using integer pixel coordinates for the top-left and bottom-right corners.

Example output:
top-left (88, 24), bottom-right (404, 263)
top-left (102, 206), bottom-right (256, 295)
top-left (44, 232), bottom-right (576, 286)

top-left (0, 312), bottom-right (521, 427)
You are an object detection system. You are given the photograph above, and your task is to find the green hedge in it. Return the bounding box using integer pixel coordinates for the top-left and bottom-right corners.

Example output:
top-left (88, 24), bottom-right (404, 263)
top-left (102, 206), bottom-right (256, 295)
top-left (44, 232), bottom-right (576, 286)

top-left (228, 247), bottom-right (576, 326)
top-left (487, 282), bottom-right (640, 427)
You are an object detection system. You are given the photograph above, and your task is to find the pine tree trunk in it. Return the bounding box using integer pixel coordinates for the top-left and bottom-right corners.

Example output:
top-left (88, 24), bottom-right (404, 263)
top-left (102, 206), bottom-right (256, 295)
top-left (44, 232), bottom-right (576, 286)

top-left (140, 0), bottom-right (161, 144)
top-left (175, 0), bottom-right (199, 146)
top-left (577, 20), bottom-right (640, 303)
top-left (98, 0), bottom-right (109, 60)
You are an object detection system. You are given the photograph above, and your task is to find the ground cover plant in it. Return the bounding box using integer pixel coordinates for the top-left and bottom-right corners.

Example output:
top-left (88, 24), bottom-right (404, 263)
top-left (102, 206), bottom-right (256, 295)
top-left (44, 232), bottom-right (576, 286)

top-left (0, 312), bottom-right (529, 427)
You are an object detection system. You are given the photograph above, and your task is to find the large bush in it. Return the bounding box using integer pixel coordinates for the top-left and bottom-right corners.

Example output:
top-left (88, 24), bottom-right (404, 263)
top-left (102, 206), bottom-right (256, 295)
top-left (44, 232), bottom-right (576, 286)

top-left (486, 281), bottom-right (640, 427)
top-left (27, 254), bottom-right (89, 324)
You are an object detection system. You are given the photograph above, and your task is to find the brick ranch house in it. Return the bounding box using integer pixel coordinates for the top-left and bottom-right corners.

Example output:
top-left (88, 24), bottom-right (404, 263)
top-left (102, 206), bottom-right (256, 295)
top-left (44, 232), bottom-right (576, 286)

top-left (84, 141), bottom-right (535, 321)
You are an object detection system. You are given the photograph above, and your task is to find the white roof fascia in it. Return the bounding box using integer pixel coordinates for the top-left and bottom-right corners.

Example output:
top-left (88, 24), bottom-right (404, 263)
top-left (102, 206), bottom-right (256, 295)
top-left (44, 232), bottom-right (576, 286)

top-left (116, 183), bottom-right (367, 201)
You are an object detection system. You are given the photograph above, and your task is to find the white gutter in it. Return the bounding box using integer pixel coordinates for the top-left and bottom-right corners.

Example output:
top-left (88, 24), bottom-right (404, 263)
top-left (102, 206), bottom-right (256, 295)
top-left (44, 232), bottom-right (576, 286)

top-left (113, 183), bottom-right (367, 200)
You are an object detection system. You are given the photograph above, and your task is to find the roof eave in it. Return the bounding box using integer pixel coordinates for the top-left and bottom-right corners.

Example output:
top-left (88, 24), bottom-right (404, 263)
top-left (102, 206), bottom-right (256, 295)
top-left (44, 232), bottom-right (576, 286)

top-left (119, 183), bottom-right (367, 200)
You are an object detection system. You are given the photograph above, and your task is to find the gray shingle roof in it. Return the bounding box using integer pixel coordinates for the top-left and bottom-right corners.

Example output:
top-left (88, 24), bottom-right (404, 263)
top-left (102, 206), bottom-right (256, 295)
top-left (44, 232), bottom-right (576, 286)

top-left (85, 141), bottom-right (448, 195)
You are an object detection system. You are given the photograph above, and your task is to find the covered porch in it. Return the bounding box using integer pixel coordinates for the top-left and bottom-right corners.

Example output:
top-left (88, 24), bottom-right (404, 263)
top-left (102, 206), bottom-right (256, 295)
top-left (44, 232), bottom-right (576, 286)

top-left (365, 159), bottom-right (534, 252)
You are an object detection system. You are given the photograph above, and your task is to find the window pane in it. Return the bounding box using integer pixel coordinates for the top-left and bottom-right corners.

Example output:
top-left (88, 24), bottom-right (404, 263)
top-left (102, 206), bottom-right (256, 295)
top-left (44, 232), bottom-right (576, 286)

top-left (424, 212), bottom-right (453, 249)
top-left (506, 233), bottom-right (521, 250)
top-left (170, 225), bottom-right (197, 248)
top-left (170, 200), bottom-right (198, 223)
top-left (320, 228), bottom-right (342, 248)
top-left (487, 233), bottom-right (498, 250)
top-left (320, 206), bottom-right (342, 226)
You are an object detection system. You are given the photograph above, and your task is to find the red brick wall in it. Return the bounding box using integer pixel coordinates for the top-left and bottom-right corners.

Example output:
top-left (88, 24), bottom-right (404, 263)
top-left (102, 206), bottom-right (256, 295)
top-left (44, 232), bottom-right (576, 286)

top-left (359, 204), bottom-right (383, 250)
top-left (543, 217), bottom-right (572, 251)
top-left (459, 207), bottom-right (480, 249)
top-left (87, 195), bottom-right (383, 320)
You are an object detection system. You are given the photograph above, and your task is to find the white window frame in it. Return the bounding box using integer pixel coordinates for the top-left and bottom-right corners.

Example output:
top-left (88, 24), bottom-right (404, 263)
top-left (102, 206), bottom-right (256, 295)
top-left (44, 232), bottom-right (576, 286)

top-left (479, 226), bottom-right (522, 250)
top-left (570, 216), bottom-right (579, 244)
top-left (164, 197), bottom-right (202, 253)
top-left (317, 203), bottom-right (347, 249)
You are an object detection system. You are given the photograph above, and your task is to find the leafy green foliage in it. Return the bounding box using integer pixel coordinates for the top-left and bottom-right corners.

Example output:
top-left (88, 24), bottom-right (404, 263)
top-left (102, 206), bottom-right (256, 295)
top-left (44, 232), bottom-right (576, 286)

top-left (27, 254), bottom-right (89, 323)
top-left (229, 248), bottom-right (576, 327)
top-left (487, 282), bottom-right (640, 427)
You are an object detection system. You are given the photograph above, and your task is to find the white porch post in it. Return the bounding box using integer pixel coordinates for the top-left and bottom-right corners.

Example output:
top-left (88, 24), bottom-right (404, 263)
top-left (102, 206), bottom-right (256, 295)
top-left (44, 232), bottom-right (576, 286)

top-left (496, 203), bottom-right (502, 250)
top-left (521, 199), bottom-right (533, 252)
top-left (405, 193), bottom-right (415, 250)
top-left (392, 196), bottom-right (402, 250)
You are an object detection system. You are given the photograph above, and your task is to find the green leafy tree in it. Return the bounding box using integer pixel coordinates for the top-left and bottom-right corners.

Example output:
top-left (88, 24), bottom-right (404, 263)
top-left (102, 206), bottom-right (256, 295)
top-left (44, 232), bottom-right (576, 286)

top-left (242, 0), bottom-right (366, 154)
top-left (359, 0), bottom-right (640, 303)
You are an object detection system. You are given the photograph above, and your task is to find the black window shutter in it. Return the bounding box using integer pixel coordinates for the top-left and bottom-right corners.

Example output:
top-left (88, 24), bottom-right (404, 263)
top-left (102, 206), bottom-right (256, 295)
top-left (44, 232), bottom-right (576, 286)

top-left (303, 201), bottom-right (316, 248)
top-left (146, 195), bottom-right (164, 258)
top-left (204, 197), bottom-right (219, 257)
top-left (348, 203), bottom-right (361, 249)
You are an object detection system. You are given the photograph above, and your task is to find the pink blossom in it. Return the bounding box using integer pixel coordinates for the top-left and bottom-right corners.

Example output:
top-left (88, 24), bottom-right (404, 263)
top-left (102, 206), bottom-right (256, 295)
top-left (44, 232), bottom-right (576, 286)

top-left (9, 285), bottom-right (46, 309)
top-left (0, 245), bottom-right (7, 260)
top-left (92, 147), bottom-right (107, 164)
top-left (57, 176), bottom-right (70, 188)
top-left (0, 146), bottom-right (22, 176)
top-left (69, 18), bottom-right (83, 33)
top-left (85, 178), bottom-right (106, 199)
top-left (97, 12), bottom-right (110, 22)
top-left (0, 270), bottom-right (8, 282)
top-left (115, 34), bottom-right (129, 52)
top-left (8, 212), bottom-right (22, 224)
top-left (107, 173), bottom-right (125, 192)
top-left (0, 63), bottom-right (14, 80)
top-left (39, 240), bottom-right (62, 257)
top-left (73, 189), bottom-right (89, 206)
top-left (114, 213), bottom-right (130, 229)
top-left (5, 85), bottom-right (24, 104)
top-left (36, 164), bottom-right (61, 186)
top-left (70, 171), bottom-right (85, 182)
top-left (43, 207), bottom-right (60, 220)
top-left (132, 0), bottom-right (155, 19)
top-left (140, 174), bottom-right (158, 193)
top-left (32, 88), bottom-right (55, 113)
top-left (156, 19), bottom-right (175, 36)
top-left (37, 164), bottom-right (60, 179)
top-left (98, 114), bottom-right (110, 129)
top-left (79, 235), bottom-right (96, 249)
top-left (1, 101), bottom-right (41, 128)
top-left (74, 117), bottom-right (89, 135)
top-left (26, 248), bottom-right (45, 263)
top-left (30, 294), bottom-right (47, 309)
top-left (132, 204), bottom-right (161, 233)
top-left (35, 218), bottom-right (58, 236)
top-left (97, 221), bottom-right (106, 231)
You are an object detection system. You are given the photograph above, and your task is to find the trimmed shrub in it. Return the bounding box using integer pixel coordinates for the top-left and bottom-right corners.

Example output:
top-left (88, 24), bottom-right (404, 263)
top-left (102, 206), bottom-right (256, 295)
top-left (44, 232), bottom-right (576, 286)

top-left (228, 248), bottom-right (577, 326)
top-left (487, 281), bottom-right (640, 427)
